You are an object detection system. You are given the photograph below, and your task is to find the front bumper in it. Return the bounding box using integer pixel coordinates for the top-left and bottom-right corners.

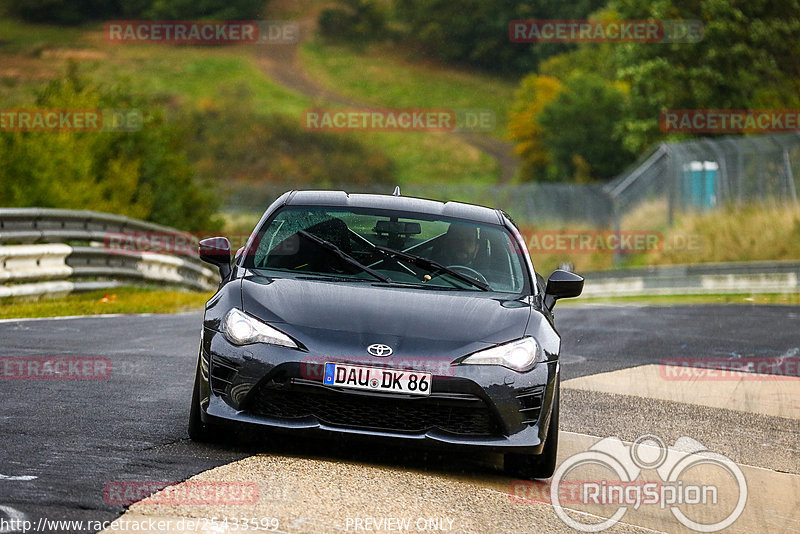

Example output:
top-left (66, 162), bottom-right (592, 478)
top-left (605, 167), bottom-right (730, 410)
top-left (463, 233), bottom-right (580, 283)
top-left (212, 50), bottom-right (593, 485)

top-left (199, 328), bottom-right (559, 454)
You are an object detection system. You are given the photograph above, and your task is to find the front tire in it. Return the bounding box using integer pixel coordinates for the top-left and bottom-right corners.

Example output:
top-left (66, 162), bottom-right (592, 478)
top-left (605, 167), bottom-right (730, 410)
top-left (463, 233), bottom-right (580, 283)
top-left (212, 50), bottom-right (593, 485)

top-left (188, 359), bottom-right (213, 442)
top-left (505, 379), bottom-right (560, 479)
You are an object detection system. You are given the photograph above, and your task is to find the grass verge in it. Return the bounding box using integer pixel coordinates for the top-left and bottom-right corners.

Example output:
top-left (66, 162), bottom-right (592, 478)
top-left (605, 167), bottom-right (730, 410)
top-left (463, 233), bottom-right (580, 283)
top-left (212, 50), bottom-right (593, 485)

top-left (0, 286), bottom-right (211, 320)
top-left (526, 201), bottom-right (800, 275)
top-left (300, 40), bottom-right (516, 139)
top-left (0, 21), bottom-right (504, 190)
top-left (6, 286), bottom-right (793, 321)
top-left (561, 293), bottom-right (800, 307)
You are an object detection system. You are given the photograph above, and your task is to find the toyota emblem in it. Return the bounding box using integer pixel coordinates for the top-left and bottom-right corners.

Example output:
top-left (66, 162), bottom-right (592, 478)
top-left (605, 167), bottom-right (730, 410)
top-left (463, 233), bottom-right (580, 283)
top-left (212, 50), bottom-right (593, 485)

top-left (367, 344), bottom-right (393, 357)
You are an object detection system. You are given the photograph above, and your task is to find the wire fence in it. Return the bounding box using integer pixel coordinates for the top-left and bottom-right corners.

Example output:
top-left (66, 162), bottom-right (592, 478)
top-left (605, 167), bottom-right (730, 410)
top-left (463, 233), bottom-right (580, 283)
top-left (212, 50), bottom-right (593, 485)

top-left (222, 133), bottom-right (800, 228)
top-left (606, 132), bottom-right (800, 225)
top-left (222, 181), bottom-right (616, 227)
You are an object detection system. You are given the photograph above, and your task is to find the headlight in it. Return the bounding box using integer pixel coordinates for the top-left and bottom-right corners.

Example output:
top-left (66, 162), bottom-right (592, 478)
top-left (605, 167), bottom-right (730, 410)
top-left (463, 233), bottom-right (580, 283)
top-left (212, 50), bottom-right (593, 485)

top-left (460, 337), bottom-right (542, 372)
top-left (222, 308), bottom-right (298, 348)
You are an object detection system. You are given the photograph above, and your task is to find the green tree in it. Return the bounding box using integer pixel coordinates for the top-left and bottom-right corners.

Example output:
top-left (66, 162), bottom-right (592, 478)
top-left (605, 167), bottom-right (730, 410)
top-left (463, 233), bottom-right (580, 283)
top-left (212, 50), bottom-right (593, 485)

top-left (318, 0), bottom-right (389, 43)
top-left (613, 0), bottom-right (800, 152)
top-left (538, 74), bottom-right (634, 182)
top-left (507, 75), bottom-right (563, 181)
top-left (5, 0), bottom-right (122, 24)
top-left (7, 0), bottom-right (265, 24)
top-left (134, 0), bottom-right (265, 20)
top-left (0, 68), bottom-right (221, 232)
top-left (0, 72), bottom-right (150, 217)
top-left (393, 0), bottom-right (607, 74)
top-left (181, 84), bottom-right (395, 188)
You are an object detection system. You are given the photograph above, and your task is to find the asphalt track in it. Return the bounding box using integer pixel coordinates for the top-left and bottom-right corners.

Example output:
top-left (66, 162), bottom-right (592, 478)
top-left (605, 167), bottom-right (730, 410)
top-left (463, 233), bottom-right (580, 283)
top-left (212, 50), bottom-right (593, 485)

top-left (0, 305), bottom-right (798, 533)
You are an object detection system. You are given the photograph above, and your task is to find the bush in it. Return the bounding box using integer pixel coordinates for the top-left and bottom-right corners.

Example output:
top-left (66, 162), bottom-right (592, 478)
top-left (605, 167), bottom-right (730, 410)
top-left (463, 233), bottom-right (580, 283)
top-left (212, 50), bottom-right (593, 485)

top-left (538, 74), bottom-right (635, 182)
top-left (0, 66), bottom-right (222, 232)
top-left (318, 0), bottom-right (389, 43)
top-left (180, 84), bottom-right (396, 188)
top-left (393, 0), bottom-right (607, 75)
top-left (6, 0), bottom-right (265, 24)
top-left (130, 0), bottom-right (265, 20)
top-left (507, 74), bottom-right (564, 182)
top-left (6, 0), bottom-right (120, 24)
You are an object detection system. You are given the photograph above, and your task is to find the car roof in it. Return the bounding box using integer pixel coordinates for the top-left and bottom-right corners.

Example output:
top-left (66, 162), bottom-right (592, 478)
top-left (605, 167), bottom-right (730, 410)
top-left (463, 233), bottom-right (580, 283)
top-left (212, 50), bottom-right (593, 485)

top-left (283, 190), bottom-right (505, 225)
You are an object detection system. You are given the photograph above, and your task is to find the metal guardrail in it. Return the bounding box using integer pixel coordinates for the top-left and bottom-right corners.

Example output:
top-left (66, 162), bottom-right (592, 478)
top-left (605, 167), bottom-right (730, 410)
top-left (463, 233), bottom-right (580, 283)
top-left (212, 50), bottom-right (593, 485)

top-left (581, 260), bottom-right (800, 297)
top-left (0, 208), bottom-right (217, 297)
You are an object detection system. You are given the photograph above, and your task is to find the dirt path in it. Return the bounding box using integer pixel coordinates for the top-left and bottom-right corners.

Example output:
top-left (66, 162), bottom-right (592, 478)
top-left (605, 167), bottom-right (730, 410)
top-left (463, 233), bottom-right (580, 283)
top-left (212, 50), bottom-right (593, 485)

top-left (255, 14), bottom-right (520, 182)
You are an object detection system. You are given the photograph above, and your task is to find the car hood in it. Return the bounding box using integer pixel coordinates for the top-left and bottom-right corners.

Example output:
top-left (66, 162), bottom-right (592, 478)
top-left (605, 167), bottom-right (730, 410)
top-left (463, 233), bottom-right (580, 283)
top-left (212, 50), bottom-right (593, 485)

top-left (240, 275), bottom-right (531, 359)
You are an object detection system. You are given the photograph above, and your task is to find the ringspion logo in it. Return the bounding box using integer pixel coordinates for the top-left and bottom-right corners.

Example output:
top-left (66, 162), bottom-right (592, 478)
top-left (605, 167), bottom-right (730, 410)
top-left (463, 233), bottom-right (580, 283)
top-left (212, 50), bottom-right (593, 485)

top-left (550, 434), bottom-right (747, 532)
top-left (509, 480), bottom-right (663, 506)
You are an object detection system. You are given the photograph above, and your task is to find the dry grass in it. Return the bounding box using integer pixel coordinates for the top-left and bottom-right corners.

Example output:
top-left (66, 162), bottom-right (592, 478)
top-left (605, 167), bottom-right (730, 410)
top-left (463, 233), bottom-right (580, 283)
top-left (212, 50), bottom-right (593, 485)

top-left (561, 293), bottom-right (800, 306)
top-left (521, 224), bottom-right (616, 276)
top-left (0, 286), bottom-right (211, 319)
top-left (620, 199), bottom-right (670, 230)
top-left (526, 201), bottom-right (800, 275)
top-left (649, 202), bottom-right (800, 265)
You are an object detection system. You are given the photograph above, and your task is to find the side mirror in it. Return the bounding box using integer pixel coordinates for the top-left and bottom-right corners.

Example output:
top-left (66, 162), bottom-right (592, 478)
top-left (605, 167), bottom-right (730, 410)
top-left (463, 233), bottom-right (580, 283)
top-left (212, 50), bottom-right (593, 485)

top-left (544, 269), bottom-right (584, 310)
top-left (199, 237), bottom-right (232, 280)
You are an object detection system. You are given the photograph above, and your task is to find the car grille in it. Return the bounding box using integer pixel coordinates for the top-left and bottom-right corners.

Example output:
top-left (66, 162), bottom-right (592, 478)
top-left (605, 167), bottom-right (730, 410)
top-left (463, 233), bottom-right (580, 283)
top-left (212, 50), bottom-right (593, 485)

top-left (517, 385), bottom-right (545, 424)
top-left (249, 380), bottom-right (499, 436)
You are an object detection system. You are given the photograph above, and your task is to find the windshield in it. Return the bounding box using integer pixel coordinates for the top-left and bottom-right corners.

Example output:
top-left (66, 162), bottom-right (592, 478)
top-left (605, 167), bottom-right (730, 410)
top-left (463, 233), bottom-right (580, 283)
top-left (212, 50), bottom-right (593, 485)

top-left (243, 207), bottom-right (527, 293)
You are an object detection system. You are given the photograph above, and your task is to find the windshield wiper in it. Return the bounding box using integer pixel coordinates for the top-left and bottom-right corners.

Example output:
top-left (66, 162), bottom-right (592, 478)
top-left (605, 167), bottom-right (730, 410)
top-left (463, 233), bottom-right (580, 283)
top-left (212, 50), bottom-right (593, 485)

top-left (298, 230), bottom-right (392, 283)
top-left (372, 245), bottom-right (490, 291)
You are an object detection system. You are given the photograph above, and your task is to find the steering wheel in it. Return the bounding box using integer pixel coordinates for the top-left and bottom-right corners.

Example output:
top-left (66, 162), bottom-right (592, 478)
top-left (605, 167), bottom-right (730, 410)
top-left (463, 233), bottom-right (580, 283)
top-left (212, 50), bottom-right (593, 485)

top-left (446, 265), bottom-right (489, 286)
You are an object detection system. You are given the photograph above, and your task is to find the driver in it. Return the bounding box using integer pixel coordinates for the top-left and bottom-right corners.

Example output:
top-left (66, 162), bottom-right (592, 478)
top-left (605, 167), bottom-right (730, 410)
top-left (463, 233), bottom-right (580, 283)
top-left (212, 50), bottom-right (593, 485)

top-left (433, 223), bottom-right (479, 266)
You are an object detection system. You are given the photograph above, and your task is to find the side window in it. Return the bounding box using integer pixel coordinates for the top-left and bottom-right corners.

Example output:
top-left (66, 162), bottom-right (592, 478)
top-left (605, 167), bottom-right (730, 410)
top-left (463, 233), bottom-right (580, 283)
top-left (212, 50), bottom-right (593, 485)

top-left (475, 227), bottom-right (517, 291)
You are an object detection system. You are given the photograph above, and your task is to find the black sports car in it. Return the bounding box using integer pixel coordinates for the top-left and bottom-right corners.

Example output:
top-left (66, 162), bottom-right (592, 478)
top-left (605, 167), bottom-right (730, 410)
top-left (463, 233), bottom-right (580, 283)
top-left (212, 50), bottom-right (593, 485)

top-left (190, 190), bottom-right (583, 479)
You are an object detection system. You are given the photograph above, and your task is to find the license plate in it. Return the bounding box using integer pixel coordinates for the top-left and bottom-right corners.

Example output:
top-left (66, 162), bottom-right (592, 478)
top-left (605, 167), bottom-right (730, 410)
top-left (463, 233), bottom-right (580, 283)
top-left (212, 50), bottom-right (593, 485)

top-left (323, 362), bottom-right (431, 396)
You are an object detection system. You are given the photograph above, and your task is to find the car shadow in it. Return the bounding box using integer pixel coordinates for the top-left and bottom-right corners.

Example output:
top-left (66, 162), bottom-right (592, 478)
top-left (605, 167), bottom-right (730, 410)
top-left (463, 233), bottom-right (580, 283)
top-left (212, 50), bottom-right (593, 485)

top-left (191, 425), bottom-right (508, 482)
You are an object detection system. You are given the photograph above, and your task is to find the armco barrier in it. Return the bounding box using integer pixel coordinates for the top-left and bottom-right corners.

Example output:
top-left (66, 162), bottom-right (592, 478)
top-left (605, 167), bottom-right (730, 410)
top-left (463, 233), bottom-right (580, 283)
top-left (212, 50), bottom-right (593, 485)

top-left (0, 208), bottom-right (217, 297)
top-left (0, 244), bottom-right (73, 283)
top-left (581, 260), bottom-right (800, 297)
